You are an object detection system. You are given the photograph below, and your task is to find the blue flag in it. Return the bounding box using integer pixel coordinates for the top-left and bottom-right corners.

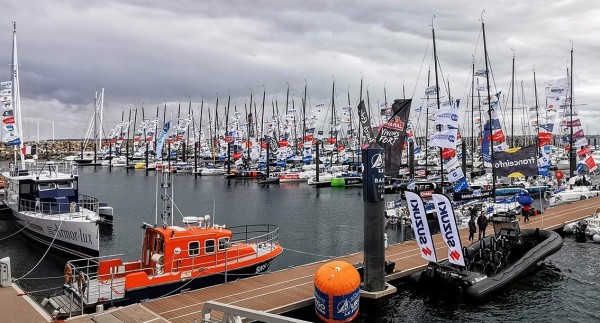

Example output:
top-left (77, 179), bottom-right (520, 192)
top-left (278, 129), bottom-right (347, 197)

top-left (453, 178), bottom-right (469, 193)
top-left (155, 121), bottom-right (171, 157)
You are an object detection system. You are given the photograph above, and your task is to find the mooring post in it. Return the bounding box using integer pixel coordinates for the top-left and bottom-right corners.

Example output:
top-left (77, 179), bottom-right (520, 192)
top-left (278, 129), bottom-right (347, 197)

top-left (362, 143), bottom-right (385, 292)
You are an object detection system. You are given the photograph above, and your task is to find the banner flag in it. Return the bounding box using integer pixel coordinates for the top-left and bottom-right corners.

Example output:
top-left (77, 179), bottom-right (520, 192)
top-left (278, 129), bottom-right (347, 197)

top-left (429, 129), bottom-right (458, 149)
top-left (155, 121), bottom-right (171, 157)
top-left (432, 194), bottom-right (466, 267)
top-left (405, 191), bottom-right (438, 263)
top-left (492, 145), bottom-right (538, 177)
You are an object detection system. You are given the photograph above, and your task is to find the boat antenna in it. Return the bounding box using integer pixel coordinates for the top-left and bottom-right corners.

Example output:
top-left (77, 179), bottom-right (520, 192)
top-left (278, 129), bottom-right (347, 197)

top-left (212, 195), bottom-right (216, 227)
top-left (160, 168), bottom-right (172, 228)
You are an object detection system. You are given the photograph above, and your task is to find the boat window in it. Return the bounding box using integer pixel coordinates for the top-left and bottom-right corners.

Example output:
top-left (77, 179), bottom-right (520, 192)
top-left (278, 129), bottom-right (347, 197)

top-left (38, 183), bottom-right (56, 191)
top-left (20, 184), bottom-right (31, 194)
top-left (57, 182), bottom-right (72, 189)
top-left (218, 237), bottom-right (229, 250)
top-left (205, 239), bottom-right (215, 254)
top-left (189, 241), bottom-right (200, 256)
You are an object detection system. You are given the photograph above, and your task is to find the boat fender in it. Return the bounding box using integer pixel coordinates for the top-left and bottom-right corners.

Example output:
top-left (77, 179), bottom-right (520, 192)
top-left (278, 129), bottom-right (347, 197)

top-left (70, 202), bottom-right (76, 213)
top-left (64, 264), bottom-right (73, 285)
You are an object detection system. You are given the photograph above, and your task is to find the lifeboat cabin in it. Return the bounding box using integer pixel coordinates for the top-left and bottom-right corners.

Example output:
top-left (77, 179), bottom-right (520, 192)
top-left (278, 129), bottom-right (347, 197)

top-left (63, 216), bottom-right (282, 311)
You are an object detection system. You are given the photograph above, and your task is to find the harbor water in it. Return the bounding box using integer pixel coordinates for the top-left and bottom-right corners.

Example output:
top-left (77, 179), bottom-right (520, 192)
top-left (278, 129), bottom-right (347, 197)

top-left (0, 166), bottom-right (599, 322)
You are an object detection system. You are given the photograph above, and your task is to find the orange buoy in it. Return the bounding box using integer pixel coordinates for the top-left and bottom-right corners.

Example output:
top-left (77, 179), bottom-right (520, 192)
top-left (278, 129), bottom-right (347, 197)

top-left (314, 260), bottom-right (360, 322)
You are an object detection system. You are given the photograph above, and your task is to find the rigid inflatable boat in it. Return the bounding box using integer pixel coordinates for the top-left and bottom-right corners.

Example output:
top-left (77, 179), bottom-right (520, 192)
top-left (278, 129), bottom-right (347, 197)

top-left (410, 210), bottom-right (563, 299)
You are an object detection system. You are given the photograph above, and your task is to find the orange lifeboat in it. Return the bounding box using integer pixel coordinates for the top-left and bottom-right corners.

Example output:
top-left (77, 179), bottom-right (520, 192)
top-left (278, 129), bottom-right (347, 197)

top-left (63, 215), bottom-right (282, 310)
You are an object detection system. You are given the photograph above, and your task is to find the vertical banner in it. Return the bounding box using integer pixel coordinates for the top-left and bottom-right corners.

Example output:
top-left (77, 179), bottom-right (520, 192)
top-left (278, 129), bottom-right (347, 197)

top-left (432, 194), bottom-right (465, 266)
top-left (155, 121), bottom-right (171, 157)
top-left (357, 100), bottom-right (375, 146)
top-left (376, 99), bottom-right (412, 177)
top-left (405, 191), bottom-right (438, 263)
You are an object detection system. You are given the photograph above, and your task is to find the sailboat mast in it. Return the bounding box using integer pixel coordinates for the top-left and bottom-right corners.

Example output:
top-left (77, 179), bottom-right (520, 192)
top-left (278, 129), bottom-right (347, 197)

top-left (533, 67), bottom-right (540, 163)
top-left (482, 19), bottom-right (496, 202)
top-left (431, 21), bottom-right (443, 193)
top-left (511, 50), bottom-right (515, 146)
top-left (303, 81), bottom-right (307, 144)
top-left (471, 58), bottom-right (475, 168)
top-left (11, 23), bottom-right (25, 169)
top-left (425, 68), bottom-right (431, 174)
top-left (225, 94), bottom-right (230, 173)
top-left (569, 43), bottom-right (575, 178)
top-left (247, 90), bottom-right (252, 164)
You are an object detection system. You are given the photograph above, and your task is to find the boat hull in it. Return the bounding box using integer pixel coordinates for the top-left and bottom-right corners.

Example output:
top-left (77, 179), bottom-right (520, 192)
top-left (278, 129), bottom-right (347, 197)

top-left (10, 209), bottom-right (100, 259)
top-left (74, 258), bottom-right (275, 311)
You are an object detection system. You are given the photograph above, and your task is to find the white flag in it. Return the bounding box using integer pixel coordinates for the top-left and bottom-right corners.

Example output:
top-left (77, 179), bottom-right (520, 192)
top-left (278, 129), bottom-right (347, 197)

top-left (447, 167), bottom-right (464, 183)
top-left (429, 129), bottom-right (458, 149)
top-left (0, 88), bottom-right (11, 96)
top-left (545, 76), bottom-right (568, 98)
top-left (425, 86), bottom-right (438, 96)
top-left (405, 191), bottom-right (438, 263)
top-left (574, 137), bottom-right (588, 148)
top-left (434, 108), bottom-right (460, 128)
top-left (432, 194), bottom-right (465, 267)
top-left (0, 81), bottom-right (12, 88)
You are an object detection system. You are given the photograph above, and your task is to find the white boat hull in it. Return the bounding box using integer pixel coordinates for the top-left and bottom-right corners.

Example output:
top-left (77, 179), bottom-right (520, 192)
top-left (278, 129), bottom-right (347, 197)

top-left (10, 207), bottom-right (100, 258)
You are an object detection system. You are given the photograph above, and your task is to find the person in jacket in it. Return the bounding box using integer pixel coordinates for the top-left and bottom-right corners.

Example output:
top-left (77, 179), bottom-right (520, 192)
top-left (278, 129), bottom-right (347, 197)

top-left (468, 215), bottom-right (477, 242)
top-left (477, 212), bottom-right (488, 240)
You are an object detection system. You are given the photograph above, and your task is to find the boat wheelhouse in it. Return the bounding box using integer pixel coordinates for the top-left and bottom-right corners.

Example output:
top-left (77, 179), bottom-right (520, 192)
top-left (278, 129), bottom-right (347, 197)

top-left (2, 162), bottom-right (102, 258)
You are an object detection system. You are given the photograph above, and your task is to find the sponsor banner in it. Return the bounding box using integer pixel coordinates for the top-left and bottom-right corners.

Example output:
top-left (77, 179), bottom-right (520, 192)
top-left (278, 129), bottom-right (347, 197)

top-left (475, 69), bottom-right (488, 77)
top-left (545, 76), bottom-right (568, 98)
top-left (155, 121), bottom-right (171, 157)
top-left (448, 167), bottom-right (464, 183)
top-left (452, 177), bottom-right (469, 193)
top-left (538, 132), bottom-right (552, 146)
top-left (376, 99), bottom-right (412, 177)
top-left (405, 191), bottom-right (438, 263)
top-left (429, 129), bottom-right (458, 149)
top-left (432, 194), bottom-right (465, 266)
top-left (444, 156), bottom-right (459, 170)
top-left (425, 86), bottom-right (438, 96)
top-left (573, 129), bottom-right (585, 140)
top-left (453, 189), bottom-right (494, 201)
top-left (577, 146), bottom-right (591, 157)
top-left (574, 137), bottom-right (587, 148)
top-left (491, 130), bottom-right (505, 143)
top-left (434, 108), bottom-right (460, 128)
top-left (357, 100), bottom-right (376, 146)
top-left (442, 148), bottom-right (455, 160)
top-left (538, 165), bottom-right (549, 176)
top-left (492, 145), bottom-right (538, 177)
top-left (585, 155), bottom-right (598, 172)
top-left (562, 119), bottom-right (581, 127)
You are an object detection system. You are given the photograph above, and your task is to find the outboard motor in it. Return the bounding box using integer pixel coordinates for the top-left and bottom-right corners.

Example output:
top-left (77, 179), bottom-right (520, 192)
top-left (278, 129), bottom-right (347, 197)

top-left (575, 220), bottom-right (588, 242)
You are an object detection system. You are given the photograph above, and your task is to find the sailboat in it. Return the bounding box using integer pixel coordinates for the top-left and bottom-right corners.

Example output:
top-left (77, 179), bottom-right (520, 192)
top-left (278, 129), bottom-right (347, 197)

top-left (1, 24), bottom-right (105, 258)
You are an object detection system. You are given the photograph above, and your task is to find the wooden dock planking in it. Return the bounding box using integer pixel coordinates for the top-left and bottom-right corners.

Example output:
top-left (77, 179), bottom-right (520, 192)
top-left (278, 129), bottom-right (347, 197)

top-left (0, 284), bottom-right (50, 323)
top-left (67, 198), bottom-right (600, 322)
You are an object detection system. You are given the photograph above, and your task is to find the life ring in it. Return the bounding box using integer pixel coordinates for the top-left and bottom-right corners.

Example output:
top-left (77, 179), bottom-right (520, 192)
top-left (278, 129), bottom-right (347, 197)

top-left (69, 202), bottom-right (77, 213)
top-left (64, 264), bottom-right (73, 285)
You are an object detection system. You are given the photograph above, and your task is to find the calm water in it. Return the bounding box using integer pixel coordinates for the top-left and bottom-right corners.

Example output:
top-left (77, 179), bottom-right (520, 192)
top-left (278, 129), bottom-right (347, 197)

top-left (0, 166), bottom-right (599, 322)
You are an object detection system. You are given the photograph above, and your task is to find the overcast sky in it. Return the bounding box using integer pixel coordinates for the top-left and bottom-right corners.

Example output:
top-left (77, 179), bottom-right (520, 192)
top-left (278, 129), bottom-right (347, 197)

top-left (2, 0), bottom-right (599, 140)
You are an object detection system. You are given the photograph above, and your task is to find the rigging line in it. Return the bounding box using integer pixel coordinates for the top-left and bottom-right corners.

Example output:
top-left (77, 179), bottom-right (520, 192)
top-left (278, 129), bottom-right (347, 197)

top-left (0, 214), bottom-right (39, 241)
top-left (15, 219), bottom-right (64, 282)
top-left (282, 247), bottom-right (334, 259)
top-left (411, 38), bottom-right (431, 100)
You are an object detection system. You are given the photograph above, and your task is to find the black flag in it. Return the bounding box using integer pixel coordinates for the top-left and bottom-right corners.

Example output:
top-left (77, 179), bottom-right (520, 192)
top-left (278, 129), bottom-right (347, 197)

top-left (357, 100), bottom-right (376, 146)
top-left (492, 145), bottom-right (538, 177)
top-left (376, 99), bottom-right (412, 177)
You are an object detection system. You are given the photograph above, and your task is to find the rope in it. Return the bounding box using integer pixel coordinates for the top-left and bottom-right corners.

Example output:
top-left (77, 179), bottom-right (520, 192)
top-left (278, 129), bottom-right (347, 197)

top-left (0, 215), bottom-right (39, 241)
top-left (282, 247), bottom-right (334, 259)
top-left (15, 219), bottom-right (64, 282)
top-left (14, 275), bottom-right (65, 280)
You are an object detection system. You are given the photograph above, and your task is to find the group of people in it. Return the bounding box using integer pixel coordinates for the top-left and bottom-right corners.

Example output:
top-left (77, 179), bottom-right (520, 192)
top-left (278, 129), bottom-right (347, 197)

top-left (468, 205), bottom-right (488, 242)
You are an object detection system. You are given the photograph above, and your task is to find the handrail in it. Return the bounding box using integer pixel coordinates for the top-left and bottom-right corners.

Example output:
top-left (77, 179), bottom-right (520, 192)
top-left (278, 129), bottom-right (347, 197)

top-left (17, 194), bottom-right (100, 216)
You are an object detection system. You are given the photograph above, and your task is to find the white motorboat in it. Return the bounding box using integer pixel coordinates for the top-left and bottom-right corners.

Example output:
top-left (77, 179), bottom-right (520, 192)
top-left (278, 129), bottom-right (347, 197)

top-left (2, 162), bottom-right (102, 258)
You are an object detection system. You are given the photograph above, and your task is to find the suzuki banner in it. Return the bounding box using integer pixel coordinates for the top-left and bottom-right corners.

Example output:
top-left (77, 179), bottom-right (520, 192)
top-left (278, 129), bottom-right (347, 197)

top-left (405, 191), bottom-right (438, 263)
top-left (432, 194), bottom-right (465, 266)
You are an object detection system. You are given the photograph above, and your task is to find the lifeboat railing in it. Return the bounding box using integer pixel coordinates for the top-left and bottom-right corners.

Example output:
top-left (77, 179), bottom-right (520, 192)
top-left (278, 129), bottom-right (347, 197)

top-left (17, 194), bottom-right (99, 217)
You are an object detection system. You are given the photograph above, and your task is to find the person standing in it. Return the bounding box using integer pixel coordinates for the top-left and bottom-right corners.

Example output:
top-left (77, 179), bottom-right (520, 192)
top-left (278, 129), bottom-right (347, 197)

top-left (523, 204), bottom-right (531, 222)
top-left (477, 212), bottom-right (488, 240)
top-left (468, 216), bottom-right (477, 242)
